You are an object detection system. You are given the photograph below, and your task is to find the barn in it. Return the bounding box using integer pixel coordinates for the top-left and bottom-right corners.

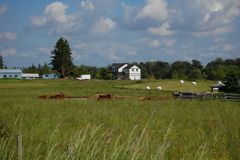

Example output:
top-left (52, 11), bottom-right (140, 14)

top-left (0, 69), bottom-right (22, 79)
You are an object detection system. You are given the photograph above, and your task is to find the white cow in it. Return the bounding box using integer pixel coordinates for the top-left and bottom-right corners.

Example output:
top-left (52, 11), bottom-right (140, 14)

top-left (146, 86), bottom-right (151, 90)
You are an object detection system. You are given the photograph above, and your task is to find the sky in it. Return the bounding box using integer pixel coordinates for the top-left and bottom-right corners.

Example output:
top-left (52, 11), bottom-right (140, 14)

top-left (0, 0), bottom-right (239, 67)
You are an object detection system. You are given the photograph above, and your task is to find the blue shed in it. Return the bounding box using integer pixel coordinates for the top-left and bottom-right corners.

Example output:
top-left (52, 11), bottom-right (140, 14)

top-left (42, 74), bottom-right (59, 79)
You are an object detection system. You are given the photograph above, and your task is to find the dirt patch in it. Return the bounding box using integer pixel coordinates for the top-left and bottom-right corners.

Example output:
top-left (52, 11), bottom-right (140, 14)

top-left (38, 93), bottom-right (172, 101)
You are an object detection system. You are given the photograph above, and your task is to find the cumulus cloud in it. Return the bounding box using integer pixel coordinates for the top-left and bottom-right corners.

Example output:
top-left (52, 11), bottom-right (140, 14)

top-left (0, 32), bottom-right (17, 41)
top-left (92, 17), bottom-right (116, 36)
top-left (81, 0), bottom-right (95, 10)
top-left (30, 1), bottom-right (78, 34)
top-left (148, 22), bottom-right (174, 36)
top-left (44, 1), bottom-right (71, 24)
top-left (0, 48), bottom-right (17, 57)
top-left (137, 0), bottom-right (168, 22)
top-left (0, 5), bottom-right (7, 15)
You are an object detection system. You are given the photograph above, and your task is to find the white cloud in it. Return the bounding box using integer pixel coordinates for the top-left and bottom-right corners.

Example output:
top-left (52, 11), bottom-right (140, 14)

top-left (0, 32), bottom-right (17, 41)
top-left (149, 40), bottom-right (160, 48)
top-left (0, 48), bottom-right (16, 57)
top-left (138, 37), bottom-right (175, 48)
top-left (44, 1), bottom-right (72, 24)
top-left (30, 16), bottom-right (47, 27)
top-left (0, 5), bottom-right (7, 15)
top-left (81, 0), bottom-right (95, 10)
top-left (92, 17), bottom-right (116, 35)
top-left (148, 22), bottom-right (174, 36)
top-left (137, 0), bottom-right (168, 22)
top-left (73, 43), bottom-right (89, 49)
top-left (223, 44), bottom-right (234, 52)
top-left (38, 47), bottom-right (51, 53)
top-left (193, 26), bottom-right (233, 37)
top-left (162, 39), bottom-right (175, 47)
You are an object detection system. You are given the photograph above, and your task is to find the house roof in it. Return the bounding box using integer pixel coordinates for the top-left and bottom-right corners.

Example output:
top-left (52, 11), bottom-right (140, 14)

top-left (210, 84), bottom-right (225, 88)
top-left (0, 69), bottom-right (22, 74)
top-left (123, 64), bottom-right (139, 70)
top-left (111, 63), bottom-right (128, 69)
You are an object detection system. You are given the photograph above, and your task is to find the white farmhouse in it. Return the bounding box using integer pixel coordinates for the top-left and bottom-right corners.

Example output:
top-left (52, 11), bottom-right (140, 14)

top-left (123, 65), bottom-right (141, 80)
top-left (0, 69), bottom-right (22, 79)
top-left (110, 63), bottom-right (141, 80)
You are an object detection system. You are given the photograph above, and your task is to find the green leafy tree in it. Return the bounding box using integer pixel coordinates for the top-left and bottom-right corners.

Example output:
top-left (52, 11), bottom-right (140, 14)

top-left (51, 37), bottom-right (74, 78)
top-left (223, 71), bottom-right (240, 93)
top-left (0, 55), bottom-right (4, 69)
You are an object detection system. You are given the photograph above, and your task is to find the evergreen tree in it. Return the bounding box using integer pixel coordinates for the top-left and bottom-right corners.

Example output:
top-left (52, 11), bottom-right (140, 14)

top-left (51, 37), bottom-right (73, 78)
top-left (0, 55), bottom-right (4, 69)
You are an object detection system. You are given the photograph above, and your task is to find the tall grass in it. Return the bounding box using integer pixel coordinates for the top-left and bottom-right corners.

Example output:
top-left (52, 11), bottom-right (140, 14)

top-left (0, 79), bottom-right (239, 159)
top-left (0, 115), bottom-right (175, 160)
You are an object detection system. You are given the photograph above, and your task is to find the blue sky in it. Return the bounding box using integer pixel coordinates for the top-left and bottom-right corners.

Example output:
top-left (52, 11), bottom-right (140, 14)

top-left (0, 0), bottom-right (239, 67)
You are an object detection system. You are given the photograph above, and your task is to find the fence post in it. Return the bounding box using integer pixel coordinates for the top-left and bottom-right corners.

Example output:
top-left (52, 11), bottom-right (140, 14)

top-left (17, 134), bottom-right (23, 160)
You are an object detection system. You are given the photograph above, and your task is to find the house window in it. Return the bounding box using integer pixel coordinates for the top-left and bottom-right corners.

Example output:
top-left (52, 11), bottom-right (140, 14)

top-left (132, 68), bottom-right (134, 72)
top-left (9, 75), bottom-right (12, 78)
top-left (15, 75), bottom-right (18, 77)
top-left (136, 69), bottom-right (138, 72)
top-left (3, 75), bottom-right (6, 78)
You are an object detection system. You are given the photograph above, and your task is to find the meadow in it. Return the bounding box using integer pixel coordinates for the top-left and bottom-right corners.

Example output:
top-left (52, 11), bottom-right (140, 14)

top-left (0, 79), bottom-right (239, 159)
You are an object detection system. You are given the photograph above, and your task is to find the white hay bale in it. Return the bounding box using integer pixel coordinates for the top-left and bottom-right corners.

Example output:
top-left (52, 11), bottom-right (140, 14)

top-left (180, 80), bottom-right (184, 84)
top-left (157, 86), bottom-right (162, 90)
top-left (192, 81), bottom-right (197, 85)
top-left (218, 81), bottom-right (222, 84)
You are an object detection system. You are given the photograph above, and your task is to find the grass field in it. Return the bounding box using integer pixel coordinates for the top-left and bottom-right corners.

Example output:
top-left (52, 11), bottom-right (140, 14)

top-left (0, 79), bottom-right (239, 159)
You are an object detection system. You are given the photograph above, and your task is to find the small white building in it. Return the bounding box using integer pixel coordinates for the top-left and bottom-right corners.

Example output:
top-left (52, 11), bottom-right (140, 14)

top-left (77, 74), bottom-right (91, 80)
top-left (123, 65), bottom-right (141, 80)
top-left (0, 69), bottom-right (22, 79)
top-left (22, 73), bottom-right (39, 79)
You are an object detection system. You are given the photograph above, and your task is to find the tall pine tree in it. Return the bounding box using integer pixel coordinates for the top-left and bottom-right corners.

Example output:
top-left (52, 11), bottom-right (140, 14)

top-left (51, 37), bottom-right (73, 78)
top-left (0, 55), bottom-right (3, 69)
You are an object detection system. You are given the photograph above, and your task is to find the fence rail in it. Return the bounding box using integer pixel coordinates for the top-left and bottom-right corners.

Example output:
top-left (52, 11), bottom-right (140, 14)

top-left (172, 92), bottom-right (240, 101)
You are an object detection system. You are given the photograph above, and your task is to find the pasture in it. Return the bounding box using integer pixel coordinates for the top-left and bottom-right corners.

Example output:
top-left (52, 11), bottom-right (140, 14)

top-left (0, 79), bottom-right (239, 159)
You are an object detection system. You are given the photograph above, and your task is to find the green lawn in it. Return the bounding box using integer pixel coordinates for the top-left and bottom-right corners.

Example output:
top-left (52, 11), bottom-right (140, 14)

top-left (0, 79), bottom-right (239, 159)
top-left (122, 79), bottom-right (215, 92)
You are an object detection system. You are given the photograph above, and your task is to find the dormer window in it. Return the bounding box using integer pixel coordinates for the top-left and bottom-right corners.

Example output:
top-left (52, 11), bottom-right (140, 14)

top-left (132, 68), bottom-right (134, 72)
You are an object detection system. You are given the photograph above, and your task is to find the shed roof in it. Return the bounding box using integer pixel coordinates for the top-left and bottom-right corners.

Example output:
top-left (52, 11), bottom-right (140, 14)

top-left (0, 69), bottom-right (22, 74)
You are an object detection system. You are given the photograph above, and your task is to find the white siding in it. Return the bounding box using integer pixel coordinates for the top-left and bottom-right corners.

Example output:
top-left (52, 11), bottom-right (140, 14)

top-left (129, 65), bottom-right (141, 80)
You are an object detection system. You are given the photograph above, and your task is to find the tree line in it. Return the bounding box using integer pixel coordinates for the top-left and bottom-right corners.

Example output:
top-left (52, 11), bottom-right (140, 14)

top-left (0, 37), bottom-right (239, 92)
top-left (0, 37), bottom-right (239, 81)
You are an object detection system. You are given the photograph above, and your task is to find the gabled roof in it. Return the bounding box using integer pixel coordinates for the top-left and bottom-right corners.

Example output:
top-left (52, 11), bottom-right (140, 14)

top-left (111, 63), bottom-right (128, 69)
top-left (123, 64), bottom-right (139, 70)
top-left (0, 69), bottom-right (22, 73)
